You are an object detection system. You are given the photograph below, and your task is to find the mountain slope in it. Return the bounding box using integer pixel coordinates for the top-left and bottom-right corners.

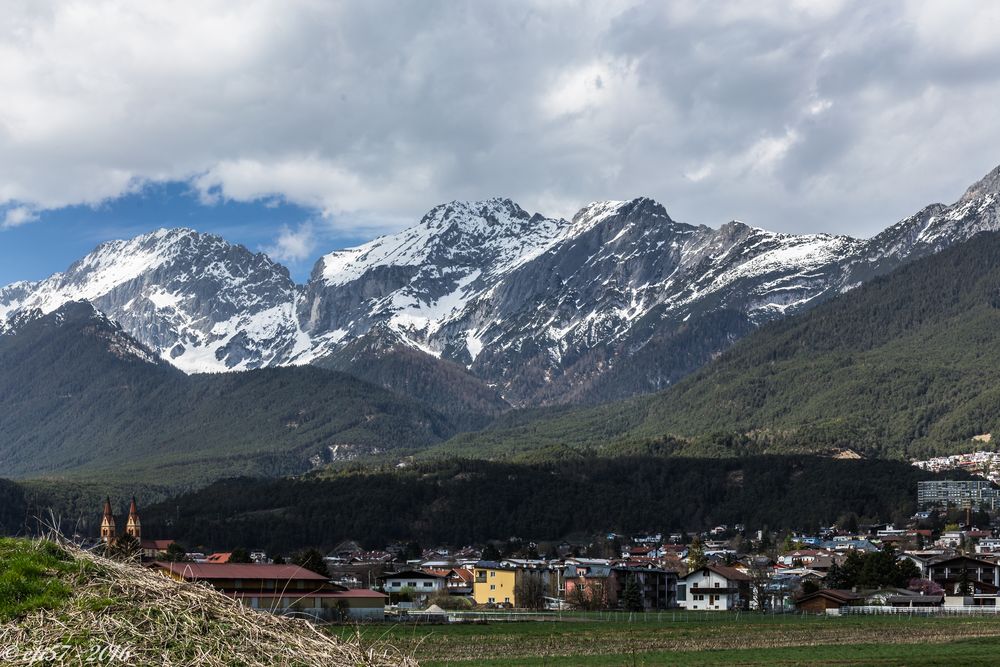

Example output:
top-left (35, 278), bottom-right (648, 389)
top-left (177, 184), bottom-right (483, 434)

top-left (431, 231), bottom-right (1000, 461)
top-left (314, 325), bottom-right (511, 431)
top-left (3, 165), bottom-right (1000, 408)
top-left (0, 302), bottom-right (453, 486)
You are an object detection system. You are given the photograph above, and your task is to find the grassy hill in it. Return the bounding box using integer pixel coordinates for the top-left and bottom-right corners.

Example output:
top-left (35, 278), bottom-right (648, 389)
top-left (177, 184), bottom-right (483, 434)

top-left (430, 231), bottom-right (1000, 461)
top-left (0, 303), bottom-right (455, 487)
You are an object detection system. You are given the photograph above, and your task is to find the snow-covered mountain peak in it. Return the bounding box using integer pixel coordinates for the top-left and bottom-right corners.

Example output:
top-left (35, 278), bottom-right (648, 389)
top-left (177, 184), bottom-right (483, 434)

top-left (1, 227), bottom-right (304, 373)
top-left (572, 197), bottom-right (672, 228)
top-left (316, 198), bottom-right (568, 287)
top-left (959, 164), bottom-right (1000, 204)
top-left (423, 197), bottom-right (531, 228)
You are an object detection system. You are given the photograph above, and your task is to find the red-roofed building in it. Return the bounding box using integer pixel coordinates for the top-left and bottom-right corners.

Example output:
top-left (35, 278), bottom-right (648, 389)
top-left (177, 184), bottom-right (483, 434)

top-left (152, 562), bottom-right (386, 620)
top-left (140, 539), bottom-right (176, 561)
top-left (678, 564), bottom-right (751, 611)
top-left (423, 567), bottom-right (475, 594)
top-left (203, 552), bottom-right (232, 564)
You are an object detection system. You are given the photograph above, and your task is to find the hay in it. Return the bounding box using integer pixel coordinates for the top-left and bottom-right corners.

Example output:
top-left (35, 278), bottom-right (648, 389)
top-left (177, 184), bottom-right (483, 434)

top-left (0, 539), bottom-right (415, 666)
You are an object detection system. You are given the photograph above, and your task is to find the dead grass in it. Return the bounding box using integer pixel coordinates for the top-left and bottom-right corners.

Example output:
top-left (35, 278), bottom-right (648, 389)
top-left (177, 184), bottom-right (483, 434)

top-left (0, 538), bottom-right (414, 666)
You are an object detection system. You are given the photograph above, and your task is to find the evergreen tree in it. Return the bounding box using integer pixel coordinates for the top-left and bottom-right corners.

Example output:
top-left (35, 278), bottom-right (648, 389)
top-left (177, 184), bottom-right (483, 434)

top-left (105, 533), bottom-right (141, 561)
top-left (229, 547), bottom-right (251, 563)
top-left (825, 561), bottom-right (847, 589)
top-left (293, 549), bottom-right (330, 577)
top-left (163, 542), bottom-right (187, 562)
top-left (958, 567), bottom-right (972, 596)
top-left (687, 538), bottom-right (707, 571)
top-left (622, 576), bottom-right (643, 612)
top-left (401, 541), bottom-right (422, 562)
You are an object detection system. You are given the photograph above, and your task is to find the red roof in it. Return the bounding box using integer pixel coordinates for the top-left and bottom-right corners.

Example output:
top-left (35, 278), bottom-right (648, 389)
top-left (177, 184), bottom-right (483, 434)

top-left (141, 539), bottom-right (175, 550)
top-left (452, 568), bottom-right (474, 583)
top-left (331, 589), bottom-right (387, 599)
top-left (154, 562), bottom-right (328, 581)
top-left (227, 590), bottom-right (386, 599)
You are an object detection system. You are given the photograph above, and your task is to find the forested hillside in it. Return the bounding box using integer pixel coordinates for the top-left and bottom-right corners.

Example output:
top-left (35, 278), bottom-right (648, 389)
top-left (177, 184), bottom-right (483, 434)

top-left (315, 326), bottom-right (511, 431)
top-left (140, 456), bottom-right (959, 553)
top-left (435, 232), bottom-right (1000, 461)
top-left (0, 302), bottom-right (455, 486)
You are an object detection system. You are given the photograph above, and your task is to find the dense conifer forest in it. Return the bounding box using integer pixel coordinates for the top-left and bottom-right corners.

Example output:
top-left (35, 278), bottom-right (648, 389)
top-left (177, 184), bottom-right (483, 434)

top-left (134, 456), bottom-right (963, 553)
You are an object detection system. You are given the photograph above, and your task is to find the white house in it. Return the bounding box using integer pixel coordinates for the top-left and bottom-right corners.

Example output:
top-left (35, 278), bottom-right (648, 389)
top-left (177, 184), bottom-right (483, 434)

top-left (380, 570), bottom-right (447, 599)
top-left (677, 564), bottom-right (751, 611)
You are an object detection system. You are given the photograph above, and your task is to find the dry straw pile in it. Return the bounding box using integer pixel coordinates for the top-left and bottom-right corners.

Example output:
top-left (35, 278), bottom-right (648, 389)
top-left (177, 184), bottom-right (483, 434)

top-left (0, 539), bottom-right (415, 666)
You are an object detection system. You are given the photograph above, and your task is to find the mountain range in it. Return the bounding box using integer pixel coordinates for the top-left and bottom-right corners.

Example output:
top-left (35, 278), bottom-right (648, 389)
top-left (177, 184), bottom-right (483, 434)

top-left (435, 228), bottom-right (1000, 462)
top-left (2, 164), bottom-right (998, 409)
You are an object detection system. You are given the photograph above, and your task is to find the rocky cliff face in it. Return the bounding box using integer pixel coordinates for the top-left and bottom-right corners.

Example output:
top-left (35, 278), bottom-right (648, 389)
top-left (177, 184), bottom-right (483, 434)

top-left (4, 165), bottom-right (1000, 406)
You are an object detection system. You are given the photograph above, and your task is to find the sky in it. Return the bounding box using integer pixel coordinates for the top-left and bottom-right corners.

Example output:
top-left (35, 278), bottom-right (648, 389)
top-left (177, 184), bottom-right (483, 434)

top-left (2, 0), bottom-right (1000, 285)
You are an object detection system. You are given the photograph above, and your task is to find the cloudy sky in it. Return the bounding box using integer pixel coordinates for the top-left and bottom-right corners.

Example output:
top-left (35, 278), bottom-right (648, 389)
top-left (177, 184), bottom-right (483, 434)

top-left (2, 0), bottom-right (1000, 284)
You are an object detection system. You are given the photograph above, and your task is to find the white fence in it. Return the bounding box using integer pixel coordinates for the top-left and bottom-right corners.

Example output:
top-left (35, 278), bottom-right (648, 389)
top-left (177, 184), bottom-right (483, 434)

top-left (842, 605), bottom-right (1000, 615)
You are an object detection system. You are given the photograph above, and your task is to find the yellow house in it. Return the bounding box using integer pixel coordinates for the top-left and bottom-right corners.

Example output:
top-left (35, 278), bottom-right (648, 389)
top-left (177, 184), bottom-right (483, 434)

top-left (473, 563), bottom-right (518, 606)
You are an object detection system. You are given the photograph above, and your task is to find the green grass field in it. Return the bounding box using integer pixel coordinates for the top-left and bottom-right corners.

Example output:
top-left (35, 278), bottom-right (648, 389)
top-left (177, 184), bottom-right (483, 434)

top-left (337, 612), bottom-right (1000, 666)
top-left (0, 537), bottom-right (75, 621)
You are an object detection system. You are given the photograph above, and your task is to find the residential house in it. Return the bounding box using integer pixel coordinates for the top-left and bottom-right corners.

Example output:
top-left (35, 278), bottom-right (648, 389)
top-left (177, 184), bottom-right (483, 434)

top-left (423, 568), bottom-right (475, 596)
top-left (613, 564), bottom-right (677, 610)
top-left (677, 564), bottom-right (751, 611)
top-left (976, 538), bottom-right (1000, 554)
top-left (140, 539), bottom-right (176, 561)
top-left (864, 588), bottom-right (943, 608)
top-left (927, 555), bottom-right (1000, 595)
top-left (563, 559), bottom-right (613, 608)
top-left (380, 570), bottom-right (447, 600)
top-left (777, 549), bottom-right (833, 567)
top-left (473, 561), bottom-right (518, 606)
top-left (795, 589), bottom-right (863, 614)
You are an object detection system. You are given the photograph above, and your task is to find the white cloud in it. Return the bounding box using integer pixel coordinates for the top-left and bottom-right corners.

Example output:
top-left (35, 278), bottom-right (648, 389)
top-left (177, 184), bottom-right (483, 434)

top-left (1, 206), bottom-right (38, 229)
top-left (263, 222), bottom-right (317, 263)
top-left (0, 1), bottom-right (999, 239)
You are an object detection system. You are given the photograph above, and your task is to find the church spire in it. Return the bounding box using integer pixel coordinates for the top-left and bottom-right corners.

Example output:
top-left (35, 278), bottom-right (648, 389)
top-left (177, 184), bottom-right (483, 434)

top-left (125, 496), bottom-right (141, 541)
top-left (100, 497), bottom-right (116, 544)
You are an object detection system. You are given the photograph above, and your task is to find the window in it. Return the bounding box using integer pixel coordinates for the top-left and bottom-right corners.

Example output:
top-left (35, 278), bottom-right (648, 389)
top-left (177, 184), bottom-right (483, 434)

top-left (714, 582), bottom-right (720, 588)
top-left (491, 571), bottom-right (496, 578)
top-left (423, 582), bottom-right (433, 588)
top-left (504, 597), bottom-right (510, 604)
top-left (488, 597), bottom-right (495, 603)
top-left (391, 582), bottom-right (401, 588)
top-left (490, 584), bottom-right (496, 590)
